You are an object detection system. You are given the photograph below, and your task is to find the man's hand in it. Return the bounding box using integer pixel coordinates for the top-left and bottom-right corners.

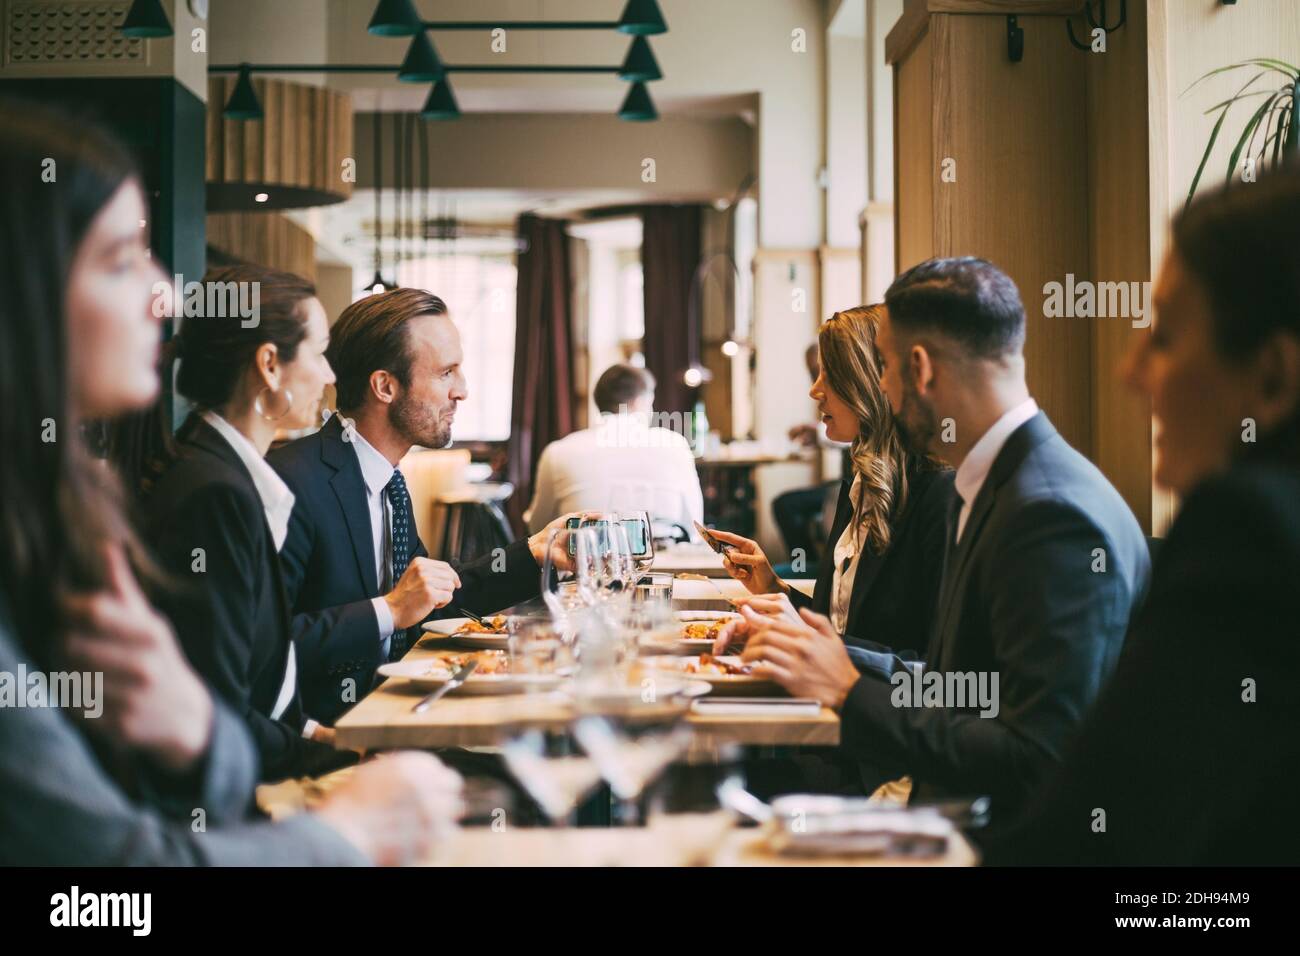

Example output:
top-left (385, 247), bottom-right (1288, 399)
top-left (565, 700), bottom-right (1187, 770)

top-left (61, 544), bottom-right (214, 773)
top-left (710, 592), bottom-right (802, 653)
top-left (737, 605), bottom-right (859, 711)
top-left (710, 529), bottom-right (784, 596)
top-left (384, 558), bottom-right (460, 629)
top-left (528, 511), bottom-right (601, 574)
top-left (314, 752), bottom-right (464, 866)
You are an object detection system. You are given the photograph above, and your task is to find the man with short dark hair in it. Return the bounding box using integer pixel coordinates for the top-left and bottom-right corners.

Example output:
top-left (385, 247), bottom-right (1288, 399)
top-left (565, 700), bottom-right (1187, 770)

top-left (524, 362), bottom-right (704, 535)
top-left (269, 289), bottom-right (576, 723)
top-left (731, 257), bottom-right (1150, 826)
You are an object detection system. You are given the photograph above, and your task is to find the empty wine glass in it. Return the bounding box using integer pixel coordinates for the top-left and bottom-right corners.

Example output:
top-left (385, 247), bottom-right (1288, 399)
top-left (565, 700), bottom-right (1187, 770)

top-left (500, 727), bottom-right (605, 826)
top-left (572, 715), bottom-right (693, 826)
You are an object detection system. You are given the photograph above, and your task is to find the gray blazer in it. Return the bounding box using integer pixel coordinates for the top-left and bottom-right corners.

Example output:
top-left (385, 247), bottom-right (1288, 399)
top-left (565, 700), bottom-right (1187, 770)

top-left (0, 599), bottom-right (366, 866)
top-left (839, 412), bottom-right (1151, 824)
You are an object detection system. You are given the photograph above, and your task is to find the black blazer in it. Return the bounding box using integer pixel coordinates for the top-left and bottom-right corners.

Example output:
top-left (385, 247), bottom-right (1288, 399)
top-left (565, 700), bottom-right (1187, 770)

top-left (143, 415), bottom-right (352, 783)
top-left (838, 412), bottom-right (1151, 824)
top-left (984, 462), bottom-right (1300, 865)
top-left (267, 413), bottom-right (543, 723)
top-left (790, 464), bottom-right (953, 666)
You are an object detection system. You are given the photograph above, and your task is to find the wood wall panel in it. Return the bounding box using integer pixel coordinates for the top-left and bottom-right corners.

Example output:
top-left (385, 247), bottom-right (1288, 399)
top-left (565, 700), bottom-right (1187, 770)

top-left (206, 212), bottom-right (318, 284)
top-left (894, 29), bottom-right (934, 272)
top-left (932, 13), bottom-right (1092, 456)
top-left (1087, 0), bottom-right (1152, 529)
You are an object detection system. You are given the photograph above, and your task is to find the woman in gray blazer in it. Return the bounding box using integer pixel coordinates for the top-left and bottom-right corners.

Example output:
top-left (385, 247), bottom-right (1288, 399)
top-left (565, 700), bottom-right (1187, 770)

top-left (0, 98), bottom-right (459, 866)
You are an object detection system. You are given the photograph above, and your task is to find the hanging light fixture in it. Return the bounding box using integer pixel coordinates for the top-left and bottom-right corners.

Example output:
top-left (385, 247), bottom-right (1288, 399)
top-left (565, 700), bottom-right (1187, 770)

top-left (419, 80), bottom-right (460, 120)
top-left (398, 31), bottom-right (444, 83)
top-left (120, 0), bottom-right (172, 38)
top-left (223, 64), bottom-right (263, 120)
top-left (618, 82), bottom-right (657, 121)
top-left (618, 37), bottom-right (661, 82)
top-left (368, 0), bottom-right (423, 37)
top-left (368, 113), bottom-right (395, 294)
top-left (617, 0), bottom-right (667, 36)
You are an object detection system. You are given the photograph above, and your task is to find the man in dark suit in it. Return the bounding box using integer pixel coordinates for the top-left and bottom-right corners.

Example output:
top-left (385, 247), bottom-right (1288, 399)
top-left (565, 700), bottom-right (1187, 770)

top-left (269, 289), bottom-right (574, 723)
top-left (734, 257), bottom-right (1150, 826)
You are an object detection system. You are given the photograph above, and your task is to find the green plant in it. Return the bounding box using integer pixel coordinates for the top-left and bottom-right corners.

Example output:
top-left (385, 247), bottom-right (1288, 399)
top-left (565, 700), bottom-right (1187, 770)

top-left (1185, 58), bottom-right (1298, 206)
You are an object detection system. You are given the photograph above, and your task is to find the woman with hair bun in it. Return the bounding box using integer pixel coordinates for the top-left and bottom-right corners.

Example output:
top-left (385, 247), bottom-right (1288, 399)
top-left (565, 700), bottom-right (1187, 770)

top-left (139, 263), bottom-right (353, 782)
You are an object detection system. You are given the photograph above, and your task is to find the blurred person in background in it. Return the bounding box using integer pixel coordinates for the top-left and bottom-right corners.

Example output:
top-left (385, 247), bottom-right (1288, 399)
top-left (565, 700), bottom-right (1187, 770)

top-left (0, 98), bottom-right (461, 866)
top-left (525, 363), bottom-right (704, 537)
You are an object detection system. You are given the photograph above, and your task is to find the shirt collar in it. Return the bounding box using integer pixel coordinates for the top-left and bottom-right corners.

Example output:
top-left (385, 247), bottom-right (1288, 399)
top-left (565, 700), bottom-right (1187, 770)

top-left (200, 410), bottom-right (295, 550)
top-left (954, 398), bottom-right (1039, 506)
top-left (350, 426), bottom-right (398, 496)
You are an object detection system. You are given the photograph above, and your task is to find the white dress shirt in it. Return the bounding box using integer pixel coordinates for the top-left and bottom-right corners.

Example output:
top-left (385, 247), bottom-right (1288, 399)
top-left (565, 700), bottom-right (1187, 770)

top-left (953, 398), bottom-right (1039, 543)
top-left (523, 413), bottom-right (705, 535)
top-left (349, 428), bottom-right (400, 656)
top-left (199, 411), bottom-right (301, 725)
top-left (829, 474), bottom-right (864, 634)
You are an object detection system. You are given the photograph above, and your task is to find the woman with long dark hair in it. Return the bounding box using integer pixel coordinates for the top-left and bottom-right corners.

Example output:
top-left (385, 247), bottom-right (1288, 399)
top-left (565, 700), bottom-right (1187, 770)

top-left (131, 263), bottom-right (353, 783)
top-left (0, 97), bottom-right (460, 865)
top-left (985, 167), bottom-right (1300, 865)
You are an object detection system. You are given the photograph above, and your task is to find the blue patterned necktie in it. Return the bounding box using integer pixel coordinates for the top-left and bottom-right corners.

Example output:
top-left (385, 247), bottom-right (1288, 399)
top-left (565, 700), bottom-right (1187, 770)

top-left (385, 469), bottom-right (414, 660)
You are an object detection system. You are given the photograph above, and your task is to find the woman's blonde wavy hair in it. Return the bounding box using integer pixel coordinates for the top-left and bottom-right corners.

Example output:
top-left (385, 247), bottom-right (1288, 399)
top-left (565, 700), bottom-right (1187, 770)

top-left (817, 304), bottom-right (918, 555)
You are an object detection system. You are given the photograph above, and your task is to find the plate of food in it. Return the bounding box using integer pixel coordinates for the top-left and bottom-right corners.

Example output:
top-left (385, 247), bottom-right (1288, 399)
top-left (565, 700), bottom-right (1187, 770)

top-left (377, 651), bottom-right (566, 695)
top-left (420, 615), bottom-right (510, 649)
top-left (641, 653), bottom-right (782, 694)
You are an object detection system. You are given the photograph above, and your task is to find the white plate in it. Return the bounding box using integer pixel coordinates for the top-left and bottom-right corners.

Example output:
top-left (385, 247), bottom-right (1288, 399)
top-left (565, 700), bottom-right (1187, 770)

top-left (377, 659), bottom-right (564, 696)
top-left (642, 655), bottom-right (781, 692)
top-left (674, 610), bottom-right (740, 622)
top-left (420, 618), bottom-right (509, 649)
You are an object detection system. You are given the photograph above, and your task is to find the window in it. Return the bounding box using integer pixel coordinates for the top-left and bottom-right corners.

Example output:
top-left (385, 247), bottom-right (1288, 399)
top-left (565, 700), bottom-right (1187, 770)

top-left (391, 252), bottom-right (516, 441)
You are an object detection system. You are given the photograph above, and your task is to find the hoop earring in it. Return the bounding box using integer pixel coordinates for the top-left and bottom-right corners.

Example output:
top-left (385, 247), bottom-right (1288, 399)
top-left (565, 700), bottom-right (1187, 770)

top-left (254, 386), bottom-right (294, 422)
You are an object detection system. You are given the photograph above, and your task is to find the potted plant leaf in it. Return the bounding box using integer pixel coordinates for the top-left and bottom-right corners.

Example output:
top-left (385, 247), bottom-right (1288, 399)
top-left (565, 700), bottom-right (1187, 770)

top-left (1186, 58), bottom-right (1298, 206)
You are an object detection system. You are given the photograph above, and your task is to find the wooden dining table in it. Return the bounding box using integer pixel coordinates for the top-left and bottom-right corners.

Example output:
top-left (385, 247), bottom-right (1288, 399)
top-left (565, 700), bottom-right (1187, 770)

top-left (333, 577), bottom-right (837, 753)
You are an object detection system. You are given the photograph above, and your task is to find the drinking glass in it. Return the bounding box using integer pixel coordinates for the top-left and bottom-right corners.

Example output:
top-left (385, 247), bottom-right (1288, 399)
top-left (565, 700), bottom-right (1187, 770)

top-left (572, 715), bottom-right (693, 826)
top-left (500, 727), bottom-right (604, 826)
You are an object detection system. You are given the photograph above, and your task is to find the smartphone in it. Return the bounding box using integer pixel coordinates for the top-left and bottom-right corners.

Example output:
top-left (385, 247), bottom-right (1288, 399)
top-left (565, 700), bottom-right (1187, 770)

top-left (565, 515), bottom-right (652, 558)
top-left (693, 521), bottom-right (737, 555)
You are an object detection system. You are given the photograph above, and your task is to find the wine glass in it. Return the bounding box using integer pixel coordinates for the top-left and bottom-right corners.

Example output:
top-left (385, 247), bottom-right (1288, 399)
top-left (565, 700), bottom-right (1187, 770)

top-left (572, 715), bottom-right (693, 826)
top-left (541, 526), bottom-right (586, 615)
top-left (574, 520), bottom-right (634, 608)
top-left (624, 510), bottom-right (656, 582)
top-left (500, 728), bottom-right (605, 826)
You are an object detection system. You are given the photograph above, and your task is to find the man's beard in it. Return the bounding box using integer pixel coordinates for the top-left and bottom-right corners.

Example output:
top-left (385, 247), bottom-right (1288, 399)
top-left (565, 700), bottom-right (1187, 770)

top-left (389, 389), bottom-right (452, 449)
top-left (894, 376), bottom-right (939, 457)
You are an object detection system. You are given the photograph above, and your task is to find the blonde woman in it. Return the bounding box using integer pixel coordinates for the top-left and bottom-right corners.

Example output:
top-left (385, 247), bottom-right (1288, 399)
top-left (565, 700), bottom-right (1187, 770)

top-left (712, 305), bottom-right (953, 666)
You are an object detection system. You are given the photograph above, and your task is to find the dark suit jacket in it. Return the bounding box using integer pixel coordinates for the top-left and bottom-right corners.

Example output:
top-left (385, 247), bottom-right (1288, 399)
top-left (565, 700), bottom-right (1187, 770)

top-left (790, 464), bottom-right (953, 666)
top-left (144, 416), bottom-right (351, 783)
top-left (838, 412), bottom-right (1150, 824)
top-left (268, 414), bottom-right (542, 723)
top-left (984, 462), bottom-right (1300, 865)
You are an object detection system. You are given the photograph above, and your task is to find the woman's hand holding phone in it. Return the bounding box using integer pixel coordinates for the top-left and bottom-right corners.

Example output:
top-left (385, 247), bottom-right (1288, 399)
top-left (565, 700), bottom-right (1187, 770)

top-left (709, 529), bottom-right (784, 596)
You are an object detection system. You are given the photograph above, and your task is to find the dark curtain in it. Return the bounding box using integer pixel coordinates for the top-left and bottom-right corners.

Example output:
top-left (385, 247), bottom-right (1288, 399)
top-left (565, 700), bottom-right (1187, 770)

top-left (506, 214), bottom-right (575, 534)
top-left (641, 204), bottom-right (704, 418)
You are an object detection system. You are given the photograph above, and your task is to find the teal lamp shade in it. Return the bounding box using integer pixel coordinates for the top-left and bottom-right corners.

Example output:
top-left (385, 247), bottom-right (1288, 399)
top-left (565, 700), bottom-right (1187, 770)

top-left (617, 0), bottom-right (667, 36)
top-left (121, 0), bottom-right (172, 38)
top-left (368, 0), bottom-right (423, 37)
top-left (420, 80), bottom-right (460, 120)
top-left (618, 82), bottom-right (657, 121)
top-left (618, 37), bottom-right (661, 82)
top-left (224, 65), bottom-right (264, 121)
top-left (398, 32), bottom-right (444, 83)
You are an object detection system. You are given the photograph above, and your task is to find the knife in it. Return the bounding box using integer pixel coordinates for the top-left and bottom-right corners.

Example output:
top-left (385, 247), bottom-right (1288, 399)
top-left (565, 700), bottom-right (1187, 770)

top-left (412, 659), bottom-right (478, 713)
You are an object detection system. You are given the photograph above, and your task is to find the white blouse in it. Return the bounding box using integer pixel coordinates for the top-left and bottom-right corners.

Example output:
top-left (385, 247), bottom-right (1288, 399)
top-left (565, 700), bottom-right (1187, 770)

top-left (830, 475), bottom-right (865, 634)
